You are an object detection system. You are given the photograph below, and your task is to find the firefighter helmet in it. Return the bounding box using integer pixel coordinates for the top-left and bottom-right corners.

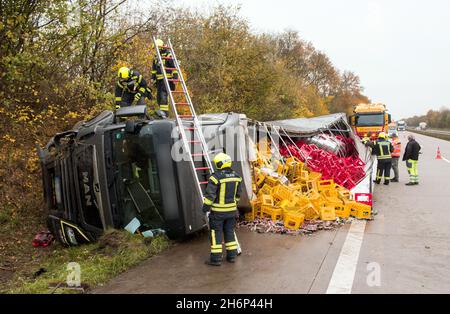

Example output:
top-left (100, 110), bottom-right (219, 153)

top-left (213, 153), bottom-right (232, 169)
top-left (118, 67), bottom-right (130, 80)
top-left (152, 39), bottom-right (164, 49)
top-left (378, 132), bottom-right (386, 139)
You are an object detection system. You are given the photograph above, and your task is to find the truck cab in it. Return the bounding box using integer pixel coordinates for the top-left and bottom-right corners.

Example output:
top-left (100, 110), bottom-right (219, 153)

top-left (39, 106), bottom-right (207, 245)
top-left (349, 103), bottom-right (391, 139)
top-left (39, 107), bottom-right (254, 246)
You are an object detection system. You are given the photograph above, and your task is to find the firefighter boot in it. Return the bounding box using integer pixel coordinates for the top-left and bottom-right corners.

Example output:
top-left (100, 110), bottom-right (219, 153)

top-left (205, 260), bottom-right (221, 266)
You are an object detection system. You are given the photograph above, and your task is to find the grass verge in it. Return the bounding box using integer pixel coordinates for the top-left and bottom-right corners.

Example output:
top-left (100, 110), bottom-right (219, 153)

top-left (3, 230), bottom-right (171, 294)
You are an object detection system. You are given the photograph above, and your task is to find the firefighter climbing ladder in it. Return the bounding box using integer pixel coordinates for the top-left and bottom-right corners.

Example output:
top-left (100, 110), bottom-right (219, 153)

top-left (152, 36), bottom-right (213, 199)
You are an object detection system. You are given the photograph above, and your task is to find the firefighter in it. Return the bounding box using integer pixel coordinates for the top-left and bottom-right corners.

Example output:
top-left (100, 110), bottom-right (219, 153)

top-left (202, 153), bottom-right (242, 266)
top-left (403, 134), bottom-right (421, 185)
top-left (362, 132), bottom-right (372, 145)
top-left (369, 132), bottom-right (394, 185)
top-left (390, 133), bottom-right (401, 182)
top-left (151, 39), bottom-right (179, 118)
top-left (115, 67), bottom-right (153, 109)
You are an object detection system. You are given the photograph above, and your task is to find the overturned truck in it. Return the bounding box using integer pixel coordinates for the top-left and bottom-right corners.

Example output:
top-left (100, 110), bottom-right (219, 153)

top-left (39, 108), bottom-right (374, 246)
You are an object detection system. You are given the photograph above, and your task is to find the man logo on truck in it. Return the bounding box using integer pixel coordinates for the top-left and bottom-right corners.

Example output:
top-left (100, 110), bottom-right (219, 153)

top-left (82, 171), bottom-right (92, 207)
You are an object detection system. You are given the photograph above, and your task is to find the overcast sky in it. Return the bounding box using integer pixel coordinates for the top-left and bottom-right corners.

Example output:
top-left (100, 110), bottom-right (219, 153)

top-left (173, 0), bottom-right (450, 119)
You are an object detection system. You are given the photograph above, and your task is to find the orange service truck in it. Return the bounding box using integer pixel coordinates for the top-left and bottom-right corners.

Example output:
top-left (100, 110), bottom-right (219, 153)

top-left (349, 103), bottom-right (391, 139)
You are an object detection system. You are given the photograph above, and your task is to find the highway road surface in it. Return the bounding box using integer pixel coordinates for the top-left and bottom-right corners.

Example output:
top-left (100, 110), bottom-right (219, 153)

top-left (94, 131), bottom-right (450, 294)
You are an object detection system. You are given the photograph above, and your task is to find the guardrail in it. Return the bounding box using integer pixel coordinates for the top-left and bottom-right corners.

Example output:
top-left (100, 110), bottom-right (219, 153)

top-left (407, 127), bottom-right (450, 141)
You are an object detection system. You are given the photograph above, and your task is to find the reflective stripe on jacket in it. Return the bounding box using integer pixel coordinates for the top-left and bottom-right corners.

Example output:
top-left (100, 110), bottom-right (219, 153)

top-left (371, 139), bottom-right (394, 160)
top-left (203, 168), bottom-right (242, 212)
top-left (391, 139), bottom-right (401, 158)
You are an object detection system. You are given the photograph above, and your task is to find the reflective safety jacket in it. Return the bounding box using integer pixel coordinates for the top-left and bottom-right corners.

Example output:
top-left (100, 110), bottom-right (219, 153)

top-left (370, 139), bottom-right (394, 160)
top-left (115, 70), bottom-right (152, 107)
top-left (203, 168), bottom-right (242, 212)
top-left (391, 139), bottom-right (401, 158)
top-left (151, 50), bottom-right (178, 81)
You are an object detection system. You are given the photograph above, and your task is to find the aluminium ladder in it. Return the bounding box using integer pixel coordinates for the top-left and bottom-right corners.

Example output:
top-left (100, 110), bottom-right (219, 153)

top-left (152, 36), bottom-right (214, 199)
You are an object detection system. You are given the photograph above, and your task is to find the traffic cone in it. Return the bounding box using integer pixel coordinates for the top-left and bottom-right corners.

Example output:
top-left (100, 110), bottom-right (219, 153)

top-left (436, 147), bottom-right (442, 160)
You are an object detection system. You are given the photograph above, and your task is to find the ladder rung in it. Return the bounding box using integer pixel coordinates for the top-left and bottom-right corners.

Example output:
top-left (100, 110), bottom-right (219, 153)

top-left (179, 115), bottom-right (193, 118)
top-left (160, 45), bottom-right (171, 49)
top-left (171, 90), bottom-right (185, 94)
top-left (168, 79), bottom-right (180, 82)
top-left (184, 127), bottom-right (196, 131)
top-left (192, 153), bottom-right (206, 157)
top-left (175, 102), bottom-right (189, 106)
top-left (199, 181), bottom-right (208, 185)
top-left (162, 56), bottom-right (173, 60)
top-left (188, 140), bottom-right (201, 143)
top-left (195, 167), bottom-right (210, 171)
top-left (165, 67), bottom-right (177, 71)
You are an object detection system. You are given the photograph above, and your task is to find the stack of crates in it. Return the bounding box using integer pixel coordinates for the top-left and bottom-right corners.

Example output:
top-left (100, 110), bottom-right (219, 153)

top-left (247, 147), bottom-right (372, 228)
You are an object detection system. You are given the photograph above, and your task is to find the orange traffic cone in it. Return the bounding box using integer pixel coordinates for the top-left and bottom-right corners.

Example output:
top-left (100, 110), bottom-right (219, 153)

top-left (436, 147), bottom-right (442, 159)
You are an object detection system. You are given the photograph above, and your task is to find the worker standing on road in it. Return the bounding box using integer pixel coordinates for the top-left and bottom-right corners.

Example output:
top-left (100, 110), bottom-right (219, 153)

top-left (390, 133), bottom-right (401, 182)
top-left (403, 134), bottom-right (421, 185)
top-left (115, 67), bottom-right (153, 109)
top-left (202, 153), bottom-right (242, 266)
top-left (151, 39), bottom-right (178, 118)
top-left (369, 132), bottom-right (394, 185)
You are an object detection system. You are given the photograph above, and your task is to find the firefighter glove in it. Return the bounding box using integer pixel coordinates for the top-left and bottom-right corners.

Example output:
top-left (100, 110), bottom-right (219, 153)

top-left (134, 92), bottom-right (142, 101)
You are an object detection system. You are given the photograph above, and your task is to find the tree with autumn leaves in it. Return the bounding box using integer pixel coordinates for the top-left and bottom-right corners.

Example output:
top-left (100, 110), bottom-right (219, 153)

top-left (0, 1), bottom-right (369, 233)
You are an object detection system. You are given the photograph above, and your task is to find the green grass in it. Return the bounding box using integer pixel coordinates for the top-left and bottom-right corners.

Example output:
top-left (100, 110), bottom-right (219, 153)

top-left (4, 230), bottom-right (171, 294)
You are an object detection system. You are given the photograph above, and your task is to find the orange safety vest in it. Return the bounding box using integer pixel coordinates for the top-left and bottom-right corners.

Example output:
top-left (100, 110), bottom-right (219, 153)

top-left (391, 139), bottom-right (401, 157)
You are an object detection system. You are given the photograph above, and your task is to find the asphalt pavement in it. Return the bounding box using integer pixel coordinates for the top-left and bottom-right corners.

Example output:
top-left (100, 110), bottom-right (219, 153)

top-left (94, 131), bottom-right (450, 294)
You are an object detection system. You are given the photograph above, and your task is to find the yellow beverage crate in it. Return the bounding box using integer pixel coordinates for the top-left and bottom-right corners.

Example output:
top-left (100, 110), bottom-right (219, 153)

top-left (335, 204), bottom-right (351, 218)
top-left (271, 184), bottom-right (293, 202)
top-left (258, 194), bottom-right (274, 206)
top-left (283, 212), bottom-right (305, 230)
top-left (258, 184), bottom-right (273, 196)
top-left (337, 187), bottom-right (351, 200)
top-left (277, 199), bottom-right (291, 210)
top-left (256, 172), bottom-right (266, 187)
top-left (318, 179), bottom-right (337, 196)
top-left (304, 203), bottom-right (320, 220)
top-left (320, 206), bottom-right (336, 221)
top-left (352, 202), bottom-right (372, 219)
top-left (261, 205), bottom-right (283, 221)
top-left (265, 175), bottom-right (280, 187)
top-left (299, 170), bottom-right (309, 181)
top-left (308, 171), bottom-right (322, 181)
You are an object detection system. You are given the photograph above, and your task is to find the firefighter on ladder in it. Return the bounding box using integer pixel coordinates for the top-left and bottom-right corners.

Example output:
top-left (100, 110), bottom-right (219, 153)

top-left (151, 39), bottom-right (178, 118)
top-left (115, 67), bottom-right (153, 109)
top-left (369, 132), bottom-right (394, 185)
top-left (202, 153), bottom-right (242, 266)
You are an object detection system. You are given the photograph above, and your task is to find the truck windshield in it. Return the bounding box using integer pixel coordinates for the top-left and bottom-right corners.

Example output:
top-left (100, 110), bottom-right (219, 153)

top-left (112, 125), bottom-right (164, 232)
top-left (355, 114), bottom-right (384, 126)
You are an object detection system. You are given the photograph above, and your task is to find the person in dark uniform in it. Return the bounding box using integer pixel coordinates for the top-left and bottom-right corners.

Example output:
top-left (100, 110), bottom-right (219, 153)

top-left (115, 67), bottom-right (152, 109)
top-left (403, 134), bottom-right (421, 185)
top-left (369, 132), bottom-right (394, 185)
top-left (151, 39), bottom-right (178, 117)
top-left (202, 153), bottom-right (242, 266)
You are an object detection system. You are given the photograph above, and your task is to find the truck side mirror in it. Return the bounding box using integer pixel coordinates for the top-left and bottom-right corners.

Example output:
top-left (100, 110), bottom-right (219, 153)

top-left (125, 120), bottom-right (137, 134)
top-left (349, 115), bottom-right (355, 125)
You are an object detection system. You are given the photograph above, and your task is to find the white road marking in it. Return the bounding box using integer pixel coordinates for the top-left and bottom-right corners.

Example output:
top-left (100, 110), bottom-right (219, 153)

top-left (326, 219), bottom-right (367, 294)
top-left (442, 156), bottom-right (450, 163)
